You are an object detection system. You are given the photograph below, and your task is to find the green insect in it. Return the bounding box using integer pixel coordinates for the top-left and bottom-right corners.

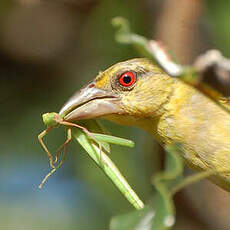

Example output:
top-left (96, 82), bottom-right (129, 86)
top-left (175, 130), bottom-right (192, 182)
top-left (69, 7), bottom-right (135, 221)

top-left (38, 112), bottom-right (144, 210)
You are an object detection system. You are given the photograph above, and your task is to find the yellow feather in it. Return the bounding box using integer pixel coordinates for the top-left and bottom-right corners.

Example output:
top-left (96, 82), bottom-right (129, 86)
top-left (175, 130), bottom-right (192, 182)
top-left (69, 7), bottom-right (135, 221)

top-left (96, 59), bottom-right (230, 191)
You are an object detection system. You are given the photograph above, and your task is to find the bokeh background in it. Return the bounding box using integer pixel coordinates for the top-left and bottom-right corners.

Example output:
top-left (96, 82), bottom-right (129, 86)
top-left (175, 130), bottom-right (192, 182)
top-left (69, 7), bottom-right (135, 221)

top-left (0, 0), bottom-right (230, 229)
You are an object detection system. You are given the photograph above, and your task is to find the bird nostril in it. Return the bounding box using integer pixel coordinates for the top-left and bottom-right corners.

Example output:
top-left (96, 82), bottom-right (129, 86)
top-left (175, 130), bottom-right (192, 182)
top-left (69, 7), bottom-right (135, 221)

top-left (88, 83), bottom-right (95, 88)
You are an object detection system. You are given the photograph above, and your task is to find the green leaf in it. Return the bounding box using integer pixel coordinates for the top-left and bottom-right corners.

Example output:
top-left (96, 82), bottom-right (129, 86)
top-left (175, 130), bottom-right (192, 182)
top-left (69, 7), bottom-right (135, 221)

top-left (156, 144), bottom-right (184, 190)
top-left (110, 144), bottom-right (183, 230)
top-left (111, 194), bottom-right (174, 230)
top-left (110, 202), bottom-right (154, 230)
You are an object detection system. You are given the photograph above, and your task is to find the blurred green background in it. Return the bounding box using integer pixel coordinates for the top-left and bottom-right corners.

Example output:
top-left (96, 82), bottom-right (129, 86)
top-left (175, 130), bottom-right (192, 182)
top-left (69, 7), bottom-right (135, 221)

top-left (0, 0), bottom-right (230, 229)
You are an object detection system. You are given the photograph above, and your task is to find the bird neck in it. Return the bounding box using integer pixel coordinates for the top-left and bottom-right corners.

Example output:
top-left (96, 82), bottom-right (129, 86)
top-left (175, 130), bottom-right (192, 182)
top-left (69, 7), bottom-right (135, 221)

top-left (140, 80), bottom-right (195, 145)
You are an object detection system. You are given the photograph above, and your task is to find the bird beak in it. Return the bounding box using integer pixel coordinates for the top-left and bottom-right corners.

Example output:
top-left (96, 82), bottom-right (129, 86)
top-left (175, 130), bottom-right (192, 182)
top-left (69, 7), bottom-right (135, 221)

top-left (59, 82), bottom-right (123, 121)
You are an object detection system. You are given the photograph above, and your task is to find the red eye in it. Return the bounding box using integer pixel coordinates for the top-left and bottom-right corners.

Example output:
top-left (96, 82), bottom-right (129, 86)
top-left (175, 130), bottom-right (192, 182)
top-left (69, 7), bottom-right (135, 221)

top-left (119, 71), bottom-right (136, 87)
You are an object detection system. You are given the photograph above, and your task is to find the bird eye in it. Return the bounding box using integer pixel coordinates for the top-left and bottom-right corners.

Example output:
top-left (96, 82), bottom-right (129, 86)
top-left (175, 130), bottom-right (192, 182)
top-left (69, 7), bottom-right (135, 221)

top-left (119, 71), bottom-right (136, 87)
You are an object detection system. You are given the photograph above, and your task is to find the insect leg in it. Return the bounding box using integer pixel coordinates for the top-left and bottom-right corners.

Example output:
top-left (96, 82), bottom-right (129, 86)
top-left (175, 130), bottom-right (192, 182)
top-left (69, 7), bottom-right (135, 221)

top-left (54, 114), bottom-right (106, 164)
top-left (55, 128), bottom-right (71, 168)
top-left (54, 128), bottom-right (72, 164)
top-left (39, 128), bottom-right (72, 189)
top-left (38, 126), bottom-right (55, 168)
top-left (59, 121), bottom-right (105, 161)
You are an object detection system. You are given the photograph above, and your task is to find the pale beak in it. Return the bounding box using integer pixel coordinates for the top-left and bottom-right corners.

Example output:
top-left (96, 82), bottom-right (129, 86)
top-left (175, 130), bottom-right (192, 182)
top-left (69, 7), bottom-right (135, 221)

top-left (59, 82), bottom-right (123, 121)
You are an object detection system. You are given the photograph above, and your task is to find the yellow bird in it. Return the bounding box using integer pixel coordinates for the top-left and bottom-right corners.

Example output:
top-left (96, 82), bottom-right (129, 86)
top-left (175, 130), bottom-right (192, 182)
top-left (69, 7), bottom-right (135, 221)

top-left (59, 58), bottom-right (230, 191)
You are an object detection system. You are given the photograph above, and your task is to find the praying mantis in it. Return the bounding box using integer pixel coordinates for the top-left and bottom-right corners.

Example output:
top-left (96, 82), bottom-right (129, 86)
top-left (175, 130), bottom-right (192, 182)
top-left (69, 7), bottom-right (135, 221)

top-left (38, 112), bottom-right (144, 210)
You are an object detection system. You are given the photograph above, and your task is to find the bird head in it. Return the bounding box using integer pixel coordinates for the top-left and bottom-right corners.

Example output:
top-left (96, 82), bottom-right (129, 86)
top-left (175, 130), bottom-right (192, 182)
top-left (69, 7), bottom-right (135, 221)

top-left (59, 58), bottom-right (175, 131)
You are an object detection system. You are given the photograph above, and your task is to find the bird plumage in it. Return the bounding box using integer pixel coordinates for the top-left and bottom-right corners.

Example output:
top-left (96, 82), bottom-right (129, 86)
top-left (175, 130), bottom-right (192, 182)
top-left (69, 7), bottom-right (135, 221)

top-left (60, 58), bottom-right (230, 191)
